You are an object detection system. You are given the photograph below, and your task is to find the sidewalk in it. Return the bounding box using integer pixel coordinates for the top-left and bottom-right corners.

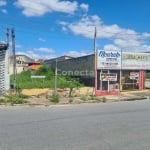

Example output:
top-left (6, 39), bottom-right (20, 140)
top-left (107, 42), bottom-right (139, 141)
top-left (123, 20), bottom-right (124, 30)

top-left (105, 89), bottom-right (150, 102)
top-left (0, 89), bottom-right (149, 107)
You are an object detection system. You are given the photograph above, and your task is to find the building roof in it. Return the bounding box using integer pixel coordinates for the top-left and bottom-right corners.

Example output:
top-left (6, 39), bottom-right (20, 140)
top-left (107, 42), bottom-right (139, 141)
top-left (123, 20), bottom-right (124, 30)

top-left (45, 55), bottom-right (74, 62)
top-left (0, 43), bottom-right (8, 50)
top-left (28, 65), bottom-right (41, 71)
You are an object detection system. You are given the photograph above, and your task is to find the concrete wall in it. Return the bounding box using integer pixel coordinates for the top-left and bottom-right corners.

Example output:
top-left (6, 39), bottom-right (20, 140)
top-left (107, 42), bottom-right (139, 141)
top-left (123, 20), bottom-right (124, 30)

top-left (44, 54), bottom-right (95, 86)
top-left (45, 54), bottom-right (94, 77)
top-left (0, 46), bottom-right (9, 95)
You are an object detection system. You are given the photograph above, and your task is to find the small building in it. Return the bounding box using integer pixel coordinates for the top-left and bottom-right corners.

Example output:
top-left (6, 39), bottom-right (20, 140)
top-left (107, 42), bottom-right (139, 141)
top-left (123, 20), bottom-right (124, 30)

top-left (9, 54), bottom-right (34, 74)
top-left (27, 61), bottom-right (41, 71)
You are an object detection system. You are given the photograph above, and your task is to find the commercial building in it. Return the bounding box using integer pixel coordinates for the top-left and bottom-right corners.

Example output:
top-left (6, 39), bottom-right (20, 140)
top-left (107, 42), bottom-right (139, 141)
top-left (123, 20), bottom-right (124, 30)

top-left (96, 50), bottom-right (149, 95)
top-left (45, 50), bottom-right (150, 95)
top-left (44, 54), bottom-right (94, 86)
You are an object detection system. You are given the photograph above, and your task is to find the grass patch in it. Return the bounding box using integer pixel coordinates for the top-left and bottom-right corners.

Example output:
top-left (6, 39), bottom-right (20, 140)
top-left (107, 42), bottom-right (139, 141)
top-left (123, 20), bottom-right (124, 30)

top-left (102, 97), bottom-right (107, 103)
top-left (49, 94), bottom-right (60, 103)
top-left (80, 95), bottom-right (107, 103)
top-left (0, 98), bottom-right (5, 104)
top-left (4, 94), bottom-right (28, 105)
top-left (69, 97), bottom-right (74, 103)
top-left (88, 95), bottom-right (101, 101)
top-left (10, 66), bottom-right (82, 90)
top-left (80, 95), bottom-right (88, 101)
top-left (0, 94), bottom-right (27, 105)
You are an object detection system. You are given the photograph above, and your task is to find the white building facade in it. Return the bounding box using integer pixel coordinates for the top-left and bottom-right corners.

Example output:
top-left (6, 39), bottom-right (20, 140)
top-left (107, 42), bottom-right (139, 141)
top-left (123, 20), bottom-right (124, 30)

top-left (0, 44), bottom-right (9, 95)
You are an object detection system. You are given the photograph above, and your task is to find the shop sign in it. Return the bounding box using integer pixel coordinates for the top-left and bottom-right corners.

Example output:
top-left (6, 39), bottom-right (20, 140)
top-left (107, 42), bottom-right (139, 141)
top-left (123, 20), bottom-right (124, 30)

top-left (31, 75), bottom-right (45, 79)
top-left (129, 72), bottom-right (139, 80)
top-left (100, 73), bottom-right (117, 81)
top-left (97, 50), bottom-right (121, 69)
top-left (122, 52), bottom-right (150, 70)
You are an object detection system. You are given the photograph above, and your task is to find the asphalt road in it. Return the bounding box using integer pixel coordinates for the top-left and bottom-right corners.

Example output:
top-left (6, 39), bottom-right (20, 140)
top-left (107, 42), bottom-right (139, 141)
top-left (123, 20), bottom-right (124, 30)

top-left (0, 100), bottom-right (150, 150)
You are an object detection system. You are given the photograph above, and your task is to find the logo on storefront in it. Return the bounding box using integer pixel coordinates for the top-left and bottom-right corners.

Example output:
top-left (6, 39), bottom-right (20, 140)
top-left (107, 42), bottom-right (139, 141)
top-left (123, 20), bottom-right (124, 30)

top-left (97, 50), bottom-right (121, 69)
top-left (99, 51), bottom-right (120, 58)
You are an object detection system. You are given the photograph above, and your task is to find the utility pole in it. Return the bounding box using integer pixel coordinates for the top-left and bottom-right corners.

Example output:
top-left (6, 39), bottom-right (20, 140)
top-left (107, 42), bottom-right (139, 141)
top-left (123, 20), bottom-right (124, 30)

top-left (11, 28), bottom-right (16, 90)
top-left (54, 58), bottom-right (57, 95)
top-left (93, 26), bottom-right (97, 94)
top-left (6, 28), bottom-right (9, 46)
top-left (120, 49), bottom-right (122, 92)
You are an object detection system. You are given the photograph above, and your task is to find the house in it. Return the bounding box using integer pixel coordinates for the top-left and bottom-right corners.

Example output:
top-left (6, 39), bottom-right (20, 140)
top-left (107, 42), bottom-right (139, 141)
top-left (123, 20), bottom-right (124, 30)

top-left (27, 61), bottom-right (42, 71)
top-left (9, 54), bottom-right (34, 74)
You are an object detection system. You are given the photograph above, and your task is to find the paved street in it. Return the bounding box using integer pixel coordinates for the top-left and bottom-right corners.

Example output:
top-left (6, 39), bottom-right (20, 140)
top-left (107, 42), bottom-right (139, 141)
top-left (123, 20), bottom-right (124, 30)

top-left (0, 100), bottom-right (150, 150)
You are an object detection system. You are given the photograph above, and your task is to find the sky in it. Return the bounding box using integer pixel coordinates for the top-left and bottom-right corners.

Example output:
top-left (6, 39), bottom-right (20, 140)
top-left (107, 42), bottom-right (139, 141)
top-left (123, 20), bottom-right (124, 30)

top-left (0, 0), bottom-right (150, 60)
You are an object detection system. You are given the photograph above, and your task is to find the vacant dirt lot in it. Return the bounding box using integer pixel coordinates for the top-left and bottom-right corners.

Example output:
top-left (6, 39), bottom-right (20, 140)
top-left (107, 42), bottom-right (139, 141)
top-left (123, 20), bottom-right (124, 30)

top-left (20, 88), bottom-right (150, 106)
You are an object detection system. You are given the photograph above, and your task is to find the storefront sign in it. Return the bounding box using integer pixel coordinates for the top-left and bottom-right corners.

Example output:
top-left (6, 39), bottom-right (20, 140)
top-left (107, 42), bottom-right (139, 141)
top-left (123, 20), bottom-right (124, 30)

top-left (97, 51), bottom-right (150, 70)
top-left (129, 72), bottom-right (139, 80)
top-left (122, 52), bottom-right (150, 70)
top-left (97, 50), bottom-right (121, 69)
top-left (100, 73), bottom-right (117, 81)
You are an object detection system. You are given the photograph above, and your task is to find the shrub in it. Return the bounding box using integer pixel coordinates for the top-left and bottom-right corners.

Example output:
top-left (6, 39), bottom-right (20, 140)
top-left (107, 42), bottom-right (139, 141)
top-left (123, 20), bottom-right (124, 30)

top-left (146, 73), bottom-right (150, 79)
top-left (89, 95), bottom-right (102, 101)
top-left (0, 98), bottom-right (5, 104)
top-left (4, 94), bottom-right (28, 105)
top-left (89, 95), bottom-right (96, 100)
top-left (10, 66), bottom-right (82, 90)
top-left (49, 94), bottom-right (60, 103)
top-left (69, 97), bottom-right (74, 103)
top-left (102, 97), bottom-right (107, 103)
top-left (80, 95), bottom-right (88, 101)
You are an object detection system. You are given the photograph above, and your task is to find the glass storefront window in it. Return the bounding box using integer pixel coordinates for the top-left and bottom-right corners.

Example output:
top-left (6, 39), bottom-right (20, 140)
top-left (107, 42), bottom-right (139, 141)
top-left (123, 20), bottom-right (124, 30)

top-left (122, 70), bottom-right (139, 90)
top-left (97, 70), bottom-right (120, 91)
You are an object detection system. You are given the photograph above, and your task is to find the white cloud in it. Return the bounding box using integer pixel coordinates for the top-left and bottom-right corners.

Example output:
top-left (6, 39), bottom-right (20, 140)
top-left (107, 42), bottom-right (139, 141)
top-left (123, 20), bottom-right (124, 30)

top-left (65, 50), bottom-right (92, 57)
top-left (141, 45), bottom-right (150, 52)
top-left (14, 0), bottom-right (80, 16)
top-left (60, 15), bottom-right (150, 52)
top-left (104, 44), bottom-right (120, 51)
top-left (104, 43), bottom-right (150, 52)
top-left (80, 3), bottom-right (89, 12)
top-left (0, 40), bottom-right (6, 44)
top-left (38, 38), bottom-right (46, 42)
top-left (0, 8), bottom-right (7, 14)
top-left (16, 46), bottom-right (56, 60)
top-left (8, 42), bottom-right (22, 49)
top-left (59, 21), bottom-right (68, 31)
top-left (0, 0), bottom-right (6, 6)
top-left (15, 44), bottom-right (22, 48)
top-left (27, 50), bottom-right (56, 60)
top-left (65, 15), bottom-right (103, 38)
top-left (62, 26), bottom-right (68, 31)
top-left (59, 21), bottom-right (68, 26)
top-left (33, 47), bottom-right (55, 53)
top-left (17, 49), bottom-right (56, 60)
